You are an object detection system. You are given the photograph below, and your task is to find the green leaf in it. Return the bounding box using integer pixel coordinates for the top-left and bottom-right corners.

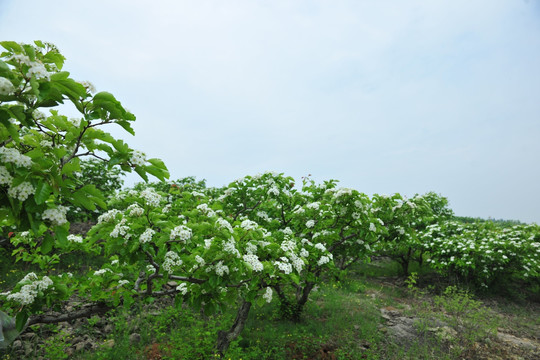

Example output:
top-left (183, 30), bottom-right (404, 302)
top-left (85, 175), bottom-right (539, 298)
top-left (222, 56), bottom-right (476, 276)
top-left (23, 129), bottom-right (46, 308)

top-left (54, 79), bottom-right (87, 99)
top-left (0, 60), bottom-right (11, 78)
top-left (0, 116), bottom-right (19, 140)
top-left (143, 164), bottom-right (169, 181)
top-left (1, 41), bottom-right (22, 53)
top-left (92, 92), bottom-right (127, 120)
top-left (55, 225), bottom-right (69, 247)
top-left (42, 52), bottom-right (65, 70)
top-left (135, 166), bottom-right (149, 182)
top-left (71, 190), bottom-right (96, 211)
top-left (34, 182), bottom-right (52, 205)
top-left (115, 120), bottom-right (135, 135)
top-left (61, 159), bottom-right (81, 176)
top-left (22, 45), bottom-right (36, 61)
top-left (15, 312), bottom-right (28, 333)
top-left (41, 233), bottom-right (54, 254)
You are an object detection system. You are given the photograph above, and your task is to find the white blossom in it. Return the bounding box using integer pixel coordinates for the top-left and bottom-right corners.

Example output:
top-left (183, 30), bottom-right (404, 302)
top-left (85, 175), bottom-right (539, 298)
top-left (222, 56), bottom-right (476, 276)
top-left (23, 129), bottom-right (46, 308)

top-left (243, 254), bottom-right (264, 272)
top-left (241, 219), bottom-right (258, 231)
top-left (98, 209), bottom-right (121, 224)
top-left (139, 228), bottom-right (155, 244)
top-left (94, 269), bottom-right (112, 276)
top-left (130, 150), bottom-right (146, 166)
top-left (0, 147), bottom-right (32, 168)
top-left (69, 117), bottom-right (82, 127)
top-left (162, 251), bottom-right (183, 273)
top-left (77, 80), bottom-right (96, 93)
top-left (140, 187), bottom-right (162, 207)
top-left (223, 237), bottom-right (241, 257)
top-left (67, 234), bottom-right (83, 243)
top-left (42, 206), bottom-right (68, 225)
top-left (215, 261), bottom-right (229, 276)
top-left (314, 243), bottom-right (326, 252)
top-left (8, 181), bottom-right (35, 201)
top-left (274, 257), bottom-right (293, 274)
top-left (0, 77), bottom-right (15, 95)
top-left (196, 203), bottom-right (216, 217)
top-left (317, 254), bottom-right (333, 266)
top-left (281, 227), bottom-right (293, 235)
top-left (216, 217), bottom-right (234, 233)
top-left (176, 282), bottom-right (188, 295)
top-left (0, 166), bottom-right (12, 186)
top-left (262, 287), bottom-right (273, 303)
top-left (27, 61), bottom-right (50, 80)
top-left (110, 218), bottom-right (129, 238)
top-left (127, 204), bottom-right (144, 217)
top-left (170, 225), bottom-right (192, 242)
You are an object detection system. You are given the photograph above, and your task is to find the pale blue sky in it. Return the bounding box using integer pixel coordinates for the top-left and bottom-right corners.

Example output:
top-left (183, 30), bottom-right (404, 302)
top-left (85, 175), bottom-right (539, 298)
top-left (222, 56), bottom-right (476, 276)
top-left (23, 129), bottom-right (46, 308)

top-left (1, 0), bottom-right (539, 223)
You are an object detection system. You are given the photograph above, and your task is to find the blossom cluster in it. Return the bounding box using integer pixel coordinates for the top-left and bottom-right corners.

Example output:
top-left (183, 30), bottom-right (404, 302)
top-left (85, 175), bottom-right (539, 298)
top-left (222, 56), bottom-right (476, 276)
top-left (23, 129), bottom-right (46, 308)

top-left (162, 251), bottom-right (183, 273)
top-left (7, 181), bottom-right (35, 201)
top-left (1, 273), bottom-right (54, 306)
top-left (0, 166), bottom-right (12, 186)
top-left (130, 150), bottom-right (146, 167)
top-left (67, 234), bottom-right (83, 243)
top-left (170, 225), bottom-right (192, 242)
top-left (139, 228), bottom-right (155, 243)
top-left (127, 204), bottom-right (144, 217)
top-left (0, 147), bottom-right (32, 168)
top-left (42, 206), bottom-right (68, 226)
top-left (140, 187), bottom-right (162, 207)
top-left (262, 287), bottom-right (273, 303)
top-left (0, 77), bottom-right (15, 95)
top-left (243, 254), bottom-right (264, 272)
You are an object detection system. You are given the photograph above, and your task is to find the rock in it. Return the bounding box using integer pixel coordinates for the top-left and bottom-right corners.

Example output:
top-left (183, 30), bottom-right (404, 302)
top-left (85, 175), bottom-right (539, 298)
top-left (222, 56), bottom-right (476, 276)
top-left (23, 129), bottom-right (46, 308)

top-left (21, 332), bottom-right (36, 340)
top-left (379, 307), bottom-right (421, 349)
top-left (428, 326), bottom-right (457, 341)
top-left (103, 339), bottom-right (115, 348)
top-left (130, 333), bottom-right (142, 344)
top-left (65, 347), bottom-right (75, 357)
top-left (24, 343), bottom-right (34, 356)
top-left (497, 332), bottom-right (540, 351)
top-left (386, 318), bottom-right (418, 346)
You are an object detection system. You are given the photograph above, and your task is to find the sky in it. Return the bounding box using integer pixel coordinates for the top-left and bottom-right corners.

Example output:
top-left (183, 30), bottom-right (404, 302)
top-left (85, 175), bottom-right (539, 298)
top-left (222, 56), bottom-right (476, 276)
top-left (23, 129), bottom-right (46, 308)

top-left (1, 0), bottom-right (539, 223)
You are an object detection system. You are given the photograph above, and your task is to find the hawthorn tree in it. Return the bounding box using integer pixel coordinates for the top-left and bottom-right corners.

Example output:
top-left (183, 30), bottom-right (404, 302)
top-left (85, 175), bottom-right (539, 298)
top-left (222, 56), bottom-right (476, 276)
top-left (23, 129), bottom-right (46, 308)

top-left (0, 41), bottom-right (168, 337)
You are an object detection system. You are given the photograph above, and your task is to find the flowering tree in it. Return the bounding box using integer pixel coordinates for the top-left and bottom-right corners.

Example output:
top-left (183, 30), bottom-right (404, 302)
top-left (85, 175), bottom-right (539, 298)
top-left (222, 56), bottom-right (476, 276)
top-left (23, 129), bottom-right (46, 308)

top-left (0, 41), bottom-right (168, 338)
top-left (84, 181), bottom-right (324, 355)
top-left (217, 172), bottom-right (382, 320)
top-left (421, 221), bottom-right (540, 288)
top-left (371, 193), bottom-right (433, 275)
top-left (66, 158), bottom-right (125, 222)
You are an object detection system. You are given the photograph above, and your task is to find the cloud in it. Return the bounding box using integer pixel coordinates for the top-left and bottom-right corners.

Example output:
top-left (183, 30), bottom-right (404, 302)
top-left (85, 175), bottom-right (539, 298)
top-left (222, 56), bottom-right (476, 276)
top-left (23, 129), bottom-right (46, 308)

top-left (1, 0), bottom-right (539, 222)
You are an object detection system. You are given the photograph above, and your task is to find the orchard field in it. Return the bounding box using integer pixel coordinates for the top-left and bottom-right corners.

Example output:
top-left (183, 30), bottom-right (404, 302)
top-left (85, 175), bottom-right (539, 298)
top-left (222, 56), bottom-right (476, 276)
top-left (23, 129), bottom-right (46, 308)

top-left (1, 42), bottom-right (539, 359)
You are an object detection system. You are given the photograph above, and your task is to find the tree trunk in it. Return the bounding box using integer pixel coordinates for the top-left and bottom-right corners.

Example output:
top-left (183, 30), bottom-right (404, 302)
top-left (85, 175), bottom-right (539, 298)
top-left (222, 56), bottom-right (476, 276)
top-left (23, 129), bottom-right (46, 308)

top-left (216, 300), bottom-right (251, 357)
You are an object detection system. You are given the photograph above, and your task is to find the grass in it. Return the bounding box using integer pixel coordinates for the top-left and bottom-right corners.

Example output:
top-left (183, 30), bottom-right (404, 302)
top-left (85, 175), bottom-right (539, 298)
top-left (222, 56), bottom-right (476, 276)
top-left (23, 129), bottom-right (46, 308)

top-left (1, 259), bottom-right (539, 359)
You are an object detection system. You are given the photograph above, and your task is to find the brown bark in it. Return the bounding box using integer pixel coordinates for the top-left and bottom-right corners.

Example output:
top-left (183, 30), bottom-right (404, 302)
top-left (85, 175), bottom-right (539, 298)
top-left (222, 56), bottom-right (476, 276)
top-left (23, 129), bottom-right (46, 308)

top-left (27, 302), bottom-right (111, 326)
top-left (216, 300), bottom-right (251, 357)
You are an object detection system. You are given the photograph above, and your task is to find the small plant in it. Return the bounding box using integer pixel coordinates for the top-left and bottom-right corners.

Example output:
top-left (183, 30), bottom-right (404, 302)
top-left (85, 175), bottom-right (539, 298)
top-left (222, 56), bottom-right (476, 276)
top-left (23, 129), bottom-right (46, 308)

top-left (405, 271), bottom-right (426, 299)
top-left (433, 286), bottom-right (498, 346)
top-left (42, 330), bottom-right (72, 359)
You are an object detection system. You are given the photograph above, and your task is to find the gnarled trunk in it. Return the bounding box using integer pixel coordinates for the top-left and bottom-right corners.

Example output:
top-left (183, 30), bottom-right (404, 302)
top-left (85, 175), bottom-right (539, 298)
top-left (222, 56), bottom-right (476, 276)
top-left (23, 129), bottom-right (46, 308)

top-left (216, 300), bottom-right (251, 357)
